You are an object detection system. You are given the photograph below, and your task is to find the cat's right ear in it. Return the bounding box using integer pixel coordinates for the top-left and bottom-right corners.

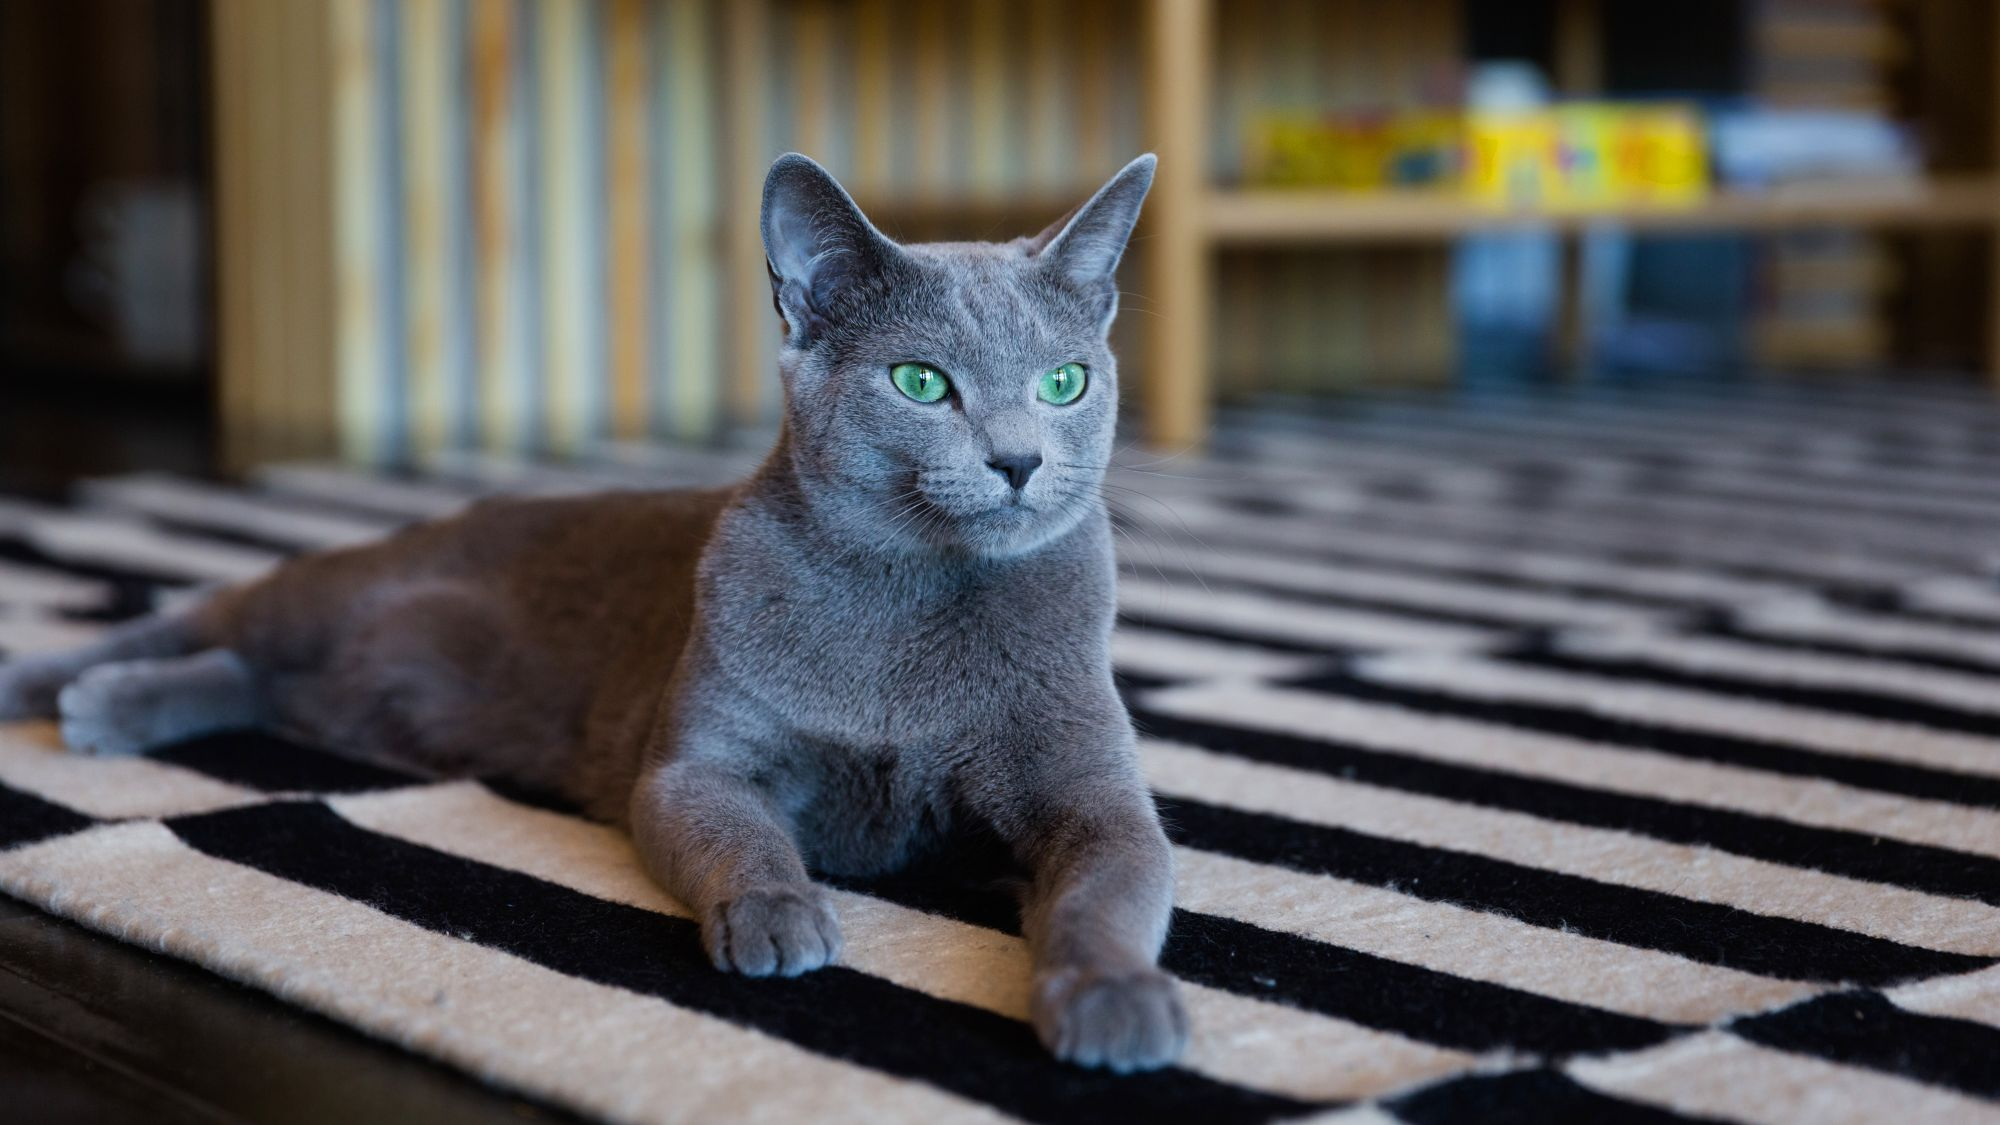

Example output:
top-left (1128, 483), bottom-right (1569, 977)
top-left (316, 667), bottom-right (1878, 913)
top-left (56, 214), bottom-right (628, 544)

top-left (761, 153), bottom-right (902, 343)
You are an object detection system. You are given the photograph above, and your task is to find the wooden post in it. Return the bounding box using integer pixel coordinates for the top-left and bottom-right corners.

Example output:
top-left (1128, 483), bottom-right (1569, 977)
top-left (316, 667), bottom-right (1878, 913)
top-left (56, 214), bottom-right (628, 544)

top-left (1143, 0), bottom-right (1213, 452)
top-left (212, 0), bottom-right (343, 471)
top-left (1990, 5), bottom-right (2000, 386)
top-left (722, 0), bottom-right (774, 433)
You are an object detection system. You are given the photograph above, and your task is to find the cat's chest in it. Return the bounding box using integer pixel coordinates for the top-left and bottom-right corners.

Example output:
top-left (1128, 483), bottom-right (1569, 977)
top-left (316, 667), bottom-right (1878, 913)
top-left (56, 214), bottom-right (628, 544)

top-left (722, 575), bottom-right (1044, 743)
top-left (791, 737), bottom-right (961, 876)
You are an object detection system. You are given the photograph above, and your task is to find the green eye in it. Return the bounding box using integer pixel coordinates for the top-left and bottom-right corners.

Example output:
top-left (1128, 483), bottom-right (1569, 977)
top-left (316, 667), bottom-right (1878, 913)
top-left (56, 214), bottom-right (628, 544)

top-left (1039, 362), bottom-right (1087, 405)
top-left (890, 362), bottom-right (950, 403)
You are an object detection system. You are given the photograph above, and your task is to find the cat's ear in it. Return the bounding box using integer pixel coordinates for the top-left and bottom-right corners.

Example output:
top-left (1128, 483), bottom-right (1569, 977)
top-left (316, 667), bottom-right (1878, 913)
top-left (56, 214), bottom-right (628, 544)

top-left (1026, 153), bottom-right (1156, 289)
top-left (761, 153), bottom-right (902, 341)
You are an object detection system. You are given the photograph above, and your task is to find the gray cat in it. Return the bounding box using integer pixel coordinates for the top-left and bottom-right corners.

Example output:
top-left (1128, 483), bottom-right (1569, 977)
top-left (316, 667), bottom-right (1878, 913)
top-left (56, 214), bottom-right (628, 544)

top-left (0, 153), bottom-right (1185, 1071)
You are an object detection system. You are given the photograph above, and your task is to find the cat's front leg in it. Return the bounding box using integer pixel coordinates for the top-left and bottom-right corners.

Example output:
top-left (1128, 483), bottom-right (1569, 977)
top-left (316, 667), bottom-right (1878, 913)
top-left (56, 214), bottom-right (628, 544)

top-left (1014, 784), bottom-right (1186, 1072)
top-left (630, 758), bottom-right (842, 977)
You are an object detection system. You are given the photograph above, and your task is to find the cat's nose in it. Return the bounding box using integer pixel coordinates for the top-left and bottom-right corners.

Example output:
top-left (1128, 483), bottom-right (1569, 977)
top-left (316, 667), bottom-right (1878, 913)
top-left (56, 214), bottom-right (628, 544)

top-left (988, 453), bottom-right (1043, 491)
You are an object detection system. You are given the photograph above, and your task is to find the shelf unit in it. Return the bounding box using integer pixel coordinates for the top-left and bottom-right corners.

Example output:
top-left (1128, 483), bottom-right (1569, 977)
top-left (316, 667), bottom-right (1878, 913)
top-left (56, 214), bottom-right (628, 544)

top-left (1139, 0), bottom-right (2000, 450)
top-left (1207, 177), bottom-right (2000, 244)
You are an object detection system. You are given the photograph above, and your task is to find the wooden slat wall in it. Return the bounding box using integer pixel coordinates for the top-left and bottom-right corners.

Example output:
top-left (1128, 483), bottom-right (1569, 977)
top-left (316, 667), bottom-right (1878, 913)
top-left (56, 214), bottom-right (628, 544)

top-left (218, 0), bottom-right (730, 467)
top-left (215, 0), bottom-right (1464, 468)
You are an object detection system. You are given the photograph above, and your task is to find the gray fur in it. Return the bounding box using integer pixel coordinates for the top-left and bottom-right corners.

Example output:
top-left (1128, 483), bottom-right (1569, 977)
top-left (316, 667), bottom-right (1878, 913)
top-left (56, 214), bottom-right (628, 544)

top-left (0, 153), bottom-right (1184, 1071)
top-left (60, 648), bottom-right (263, 756)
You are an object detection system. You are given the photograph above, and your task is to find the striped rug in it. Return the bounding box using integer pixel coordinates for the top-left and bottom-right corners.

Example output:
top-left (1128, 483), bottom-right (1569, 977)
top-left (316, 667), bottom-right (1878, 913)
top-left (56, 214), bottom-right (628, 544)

top-left (4, 378), bottom-right (2000, 1123)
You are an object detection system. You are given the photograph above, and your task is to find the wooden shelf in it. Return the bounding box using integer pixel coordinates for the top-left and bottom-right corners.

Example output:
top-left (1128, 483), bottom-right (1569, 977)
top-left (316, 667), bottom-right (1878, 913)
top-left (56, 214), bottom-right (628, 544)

top-left (1137, 0), bottom-right (2000, 450)
top-left (1207, 176), bottom-right (2000, 244)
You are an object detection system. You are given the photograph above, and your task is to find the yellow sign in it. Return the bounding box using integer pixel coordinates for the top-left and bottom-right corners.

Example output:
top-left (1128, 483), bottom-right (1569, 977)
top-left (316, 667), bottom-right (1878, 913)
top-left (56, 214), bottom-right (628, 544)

top-left (1246, 103), bottom-right (1709, 211)
top-left (1466, 104), bottom-right (1708, 211)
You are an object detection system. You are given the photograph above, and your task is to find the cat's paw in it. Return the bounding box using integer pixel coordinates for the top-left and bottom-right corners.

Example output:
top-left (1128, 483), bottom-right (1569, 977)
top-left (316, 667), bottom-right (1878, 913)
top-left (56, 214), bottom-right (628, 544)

top-left (703, 884), bottom-right (843, 977)
top-left (58, 661), bottom-right (165, 756)
top-left (1033, 966), bottom-right (1188, 1072)
top-left (0, 656), bottom-right (72, 721)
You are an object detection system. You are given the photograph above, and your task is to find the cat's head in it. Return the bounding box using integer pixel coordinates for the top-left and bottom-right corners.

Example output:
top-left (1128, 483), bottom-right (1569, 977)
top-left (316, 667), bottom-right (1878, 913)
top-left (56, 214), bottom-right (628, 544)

top-left (760, 153), bottom-right (1154, 560)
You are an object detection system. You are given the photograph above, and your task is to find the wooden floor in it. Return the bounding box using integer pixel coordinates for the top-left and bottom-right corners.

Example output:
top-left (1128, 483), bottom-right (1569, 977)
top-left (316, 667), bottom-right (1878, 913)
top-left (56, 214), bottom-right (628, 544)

top-left (0, 893), bottom-right (580, 1124)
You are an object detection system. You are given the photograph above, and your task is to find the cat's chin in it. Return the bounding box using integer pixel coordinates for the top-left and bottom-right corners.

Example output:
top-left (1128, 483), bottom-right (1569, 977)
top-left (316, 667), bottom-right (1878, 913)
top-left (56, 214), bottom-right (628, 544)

top-left (925, 502), bottom-right (1087, 560)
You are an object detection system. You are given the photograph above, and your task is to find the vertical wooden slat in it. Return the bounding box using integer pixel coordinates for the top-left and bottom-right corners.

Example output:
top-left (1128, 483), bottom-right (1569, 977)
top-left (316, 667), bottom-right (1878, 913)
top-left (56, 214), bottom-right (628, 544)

top-left (607, 0), bottom-right (650, 439)
top-left (1076, 1), bottom-right (1114, 175)
top-left (1023, 0), bottom-right (1061, 193)
top-left (1283, 252), bottom-right (1313, 389)
top-left (851, 0), bottom-right (892, 197)
top-left (265, 0), bottom-right (296, 459)
top-left (1212, 0), bottom-right (1257, 182)
top-left (663, 0), bottom-right (721, 440)
top-left (967, 0), bottom-right (1008, 193)
top-left (248, 1), bottom-right (285, 461)
top-left (791, 0), bottom-right (832, 162)
top-left (441, 0), bottom-right (475, 450)
top-left (212, 0), bottom-right (256, 469)
top-left (1990, 6), bottom-right (2000, 384)
top-left (220, 4), bottom-right (255, 457)
top-left (402, 0), bottom-right (451, 458)
top-left (724, 0), bottom-right (774, 429)
top-left (912, 0), bottom-right (950, 194)
top-left (284, 0), bottom-right (337, 458)
top-left (469, 0), bottom-right (525, 452)
top-left (538, 0), bottom-right (590, 453)
top-left (212, 0), bottom-right (346, 470)
top-left (332, 0), bottom-right (388, 464)
top-left (1145, 0), bottom-right (1213, 450)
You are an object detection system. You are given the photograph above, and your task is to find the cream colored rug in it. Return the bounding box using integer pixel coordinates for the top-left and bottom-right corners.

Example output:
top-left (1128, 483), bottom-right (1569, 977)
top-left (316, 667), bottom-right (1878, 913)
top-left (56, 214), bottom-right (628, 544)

top-left (3, 382), bottom-right (1998, 1123)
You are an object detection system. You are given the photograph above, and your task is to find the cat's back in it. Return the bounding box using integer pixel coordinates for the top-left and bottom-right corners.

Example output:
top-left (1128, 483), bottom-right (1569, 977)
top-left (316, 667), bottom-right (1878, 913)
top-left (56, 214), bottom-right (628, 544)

top-left (210, 483), bottom-right (738, 809)
top-left (450, 484), bottom-right (737, 684)
top-left (445, 485), bottom-right (737, 579)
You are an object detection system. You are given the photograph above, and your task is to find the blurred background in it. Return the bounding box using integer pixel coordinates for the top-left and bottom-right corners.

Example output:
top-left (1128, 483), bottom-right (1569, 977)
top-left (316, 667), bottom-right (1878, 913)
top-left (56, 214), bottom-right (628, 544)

top-left (2, 0), bottom-right (1995, 490)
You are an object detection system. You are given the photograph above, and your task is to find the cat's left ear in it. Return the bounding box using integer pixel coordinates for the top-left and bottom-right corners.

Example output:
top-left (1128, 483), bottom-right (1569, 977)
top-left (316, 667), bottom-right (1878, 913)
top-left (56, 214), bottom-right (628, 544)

top-left (1026, 154), bottom-right (1156, 290)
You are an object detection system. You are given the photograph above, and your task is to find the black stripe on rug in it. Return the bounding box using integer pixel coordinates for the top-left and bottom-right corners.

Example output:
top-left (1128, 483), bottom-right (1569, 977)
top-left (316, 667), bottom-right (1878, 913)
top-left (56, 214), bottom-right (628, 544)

top-left (1115, 612), bottom-right (1362, 658)
top-left (1822, 587), bottom-right (2000, 632)
top-left (0, 781), bottom-right (97, 851)
top-left (1113, 669), bottom-right (1185, 697)
top-left (1326, 514), bottom-right (1945, 596)
top-left (1133, 706), bottom-right (2000, 908)
top-left (1155, 796), bottom-right (1990, 987)
top-left (0, 538), bottom-right (175, 621)
top-left (1509, 647), bottom-right (2000, 738)
top-left (1386, 1067), bottom-right (1727, 1125)
top-left (133, 515), bottom-right (316, 558)
top-left (827, 785), bottom-right (1985, 995)
top-left (1295, 665), bottom-right (2000, 809)
top-left (1169, 911), bottom-right (1681, 1056)
top-left (1132, 571), bottom-right (1573, 633)
top-left (1693, 619), bottom-right (2000, 679)
top-left (165, 800), bottom-right (1320, 1125)
top-left (1729, 991), bottom-right (2000, 1100)
top-left (1118, 535), bottom-right (1711, 612)
top-left (148, 730), bottom-right (429, 795)
top-left (833, 861), bottom-right (1683, 1056)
